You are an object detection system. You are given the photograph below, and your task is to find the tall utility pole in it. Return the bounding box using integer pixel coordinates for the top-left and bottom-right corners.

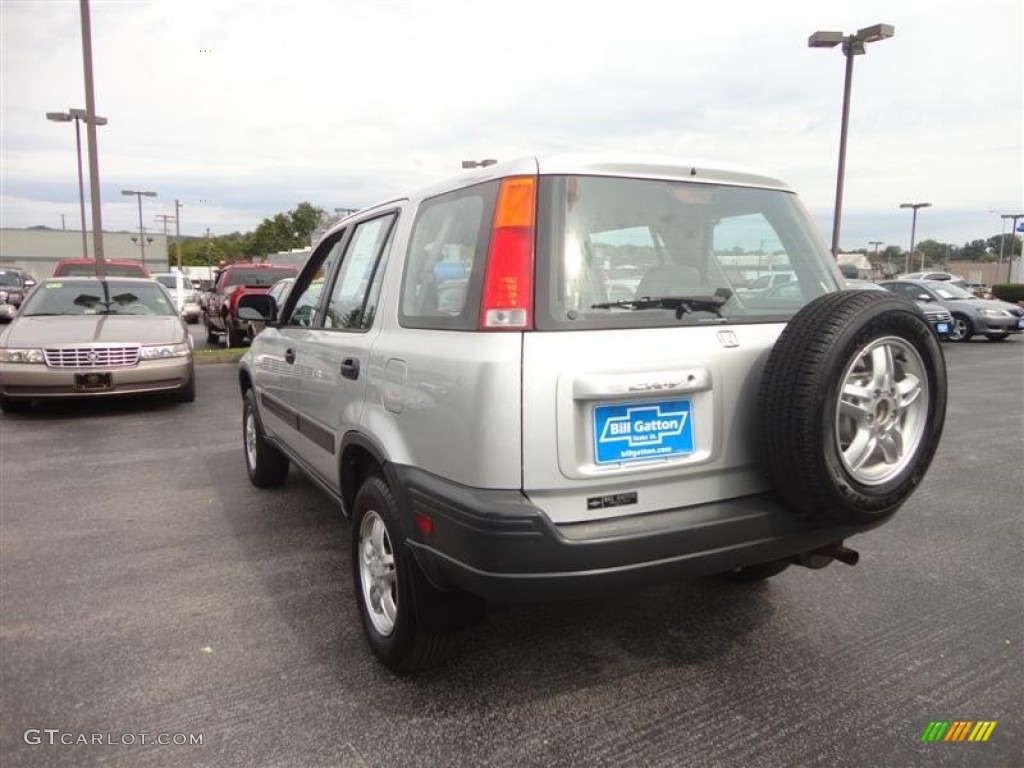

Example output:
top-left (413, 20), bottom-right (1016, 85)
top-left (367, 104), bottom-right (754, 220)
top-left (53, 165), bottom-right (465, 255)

top-left (155, 214), bottom-right (176, 270)
top-left (79, 0), bottom-right (106, 274)
top-left (174, 199), bottom-right (183, 271)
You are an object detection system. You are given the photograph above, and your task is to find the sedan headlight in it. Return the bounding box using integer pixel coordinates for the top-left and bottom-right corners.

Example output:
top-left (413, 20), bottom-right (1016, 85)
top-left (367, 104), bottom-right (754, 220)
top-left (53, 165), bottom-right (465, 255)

top-left (0, 348), bottom-right (45, 364)
top-left (0, 290), bottom-right (8, 303)
top-left (139, 342), bottom-right (192, 360)
top-left (977, 308), bottom-right (1011, 318)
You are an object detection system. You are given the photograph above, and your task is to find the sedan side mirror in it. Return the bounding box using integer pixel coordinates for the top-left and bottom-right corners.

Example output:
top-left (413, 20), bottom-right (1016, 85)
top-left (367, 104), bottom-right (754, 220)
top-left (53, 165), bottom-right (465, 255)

top-left (916, 293), bottom-right (934, 302)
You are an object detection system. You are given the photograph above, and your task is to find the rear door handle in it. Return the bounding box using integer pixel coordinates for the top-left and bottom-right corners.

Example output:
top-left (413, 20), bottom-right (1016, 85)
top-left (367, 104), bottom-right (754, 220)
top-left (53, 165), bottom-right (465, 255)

top-left (340, 358), bottom-right (360, 380)
top-left (284, 348), bottom-right (296, 365)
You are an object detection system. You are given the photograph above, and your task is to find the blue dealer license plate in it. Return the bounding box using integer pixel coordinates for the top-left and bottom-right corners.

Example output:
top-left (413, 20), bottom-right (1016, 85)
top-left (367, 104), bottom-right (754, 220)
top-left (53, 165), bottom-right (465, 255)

top-left (593, 399), bottom-right (694, 464)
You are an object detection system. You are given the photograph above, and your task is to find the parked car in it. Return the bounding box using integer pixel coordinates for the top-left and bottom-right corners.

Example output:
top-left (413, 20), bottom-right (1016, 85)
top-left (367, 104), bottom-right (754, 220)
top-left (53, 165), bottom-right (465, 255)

top-left (152, 272), bottom-right (202, 323)
top-left (237, 155), bottom-right (947, 672)
top-left (0, 277), bottom-right (194, 413)
top-left (202, 263), bottom-right (298, 347)
top-left (846, 279), bottom-right (952, 339)
top-left (52, 258), bottom-right (150, 278)
top-left (0, 268), bottom-right (34, 315)
top-left (878, 279), bottom-right (1024, 342)
top-left (245, 277), bottom-right (295, 338)
top-left (899, 271), bottom-right (967, 288)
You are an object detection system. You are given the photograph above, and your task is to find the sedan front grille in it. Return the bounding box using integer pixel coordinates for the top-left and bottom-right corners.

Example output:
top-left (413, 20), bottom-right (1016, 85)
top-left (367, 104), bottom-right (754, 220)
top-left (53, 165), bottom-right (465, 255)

top-left (44, 345), bottom-right (141, 368)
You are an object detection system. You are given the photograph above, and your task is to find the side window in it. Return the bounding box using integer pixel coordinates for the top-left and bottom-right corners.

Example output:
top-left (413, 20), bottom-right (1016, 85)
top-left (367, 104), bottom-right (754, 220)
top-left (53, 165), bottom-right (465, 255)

top-left (399, 181), bottom-right (497, 330)
top-left (282, 232), bottom-right (346, 327)
top-left (323, 213), bottom-right (396, 331)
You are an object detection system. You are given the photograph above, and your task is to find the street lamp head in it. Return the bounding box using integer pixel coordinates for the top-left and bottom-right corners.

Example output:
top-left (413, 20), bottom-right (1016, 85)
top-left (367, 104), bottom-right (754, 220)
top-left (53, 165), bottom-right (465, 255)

top-left (899, 202), bottom-right (932, 210)
top-left (808, 30), bottom-right (843, 48)
top-left (46, 111), bottom-right (73, 122)
top-left (856, 23), bottom-right (895, 43)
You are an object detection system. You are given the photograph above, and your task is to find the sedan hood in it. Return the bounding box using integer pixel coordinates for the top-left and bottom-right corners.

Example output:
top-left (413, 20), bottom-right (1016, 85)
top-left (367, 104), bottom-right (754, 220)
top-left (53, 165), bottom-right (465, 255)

top-left (3, 315), bottom-right (185, 347)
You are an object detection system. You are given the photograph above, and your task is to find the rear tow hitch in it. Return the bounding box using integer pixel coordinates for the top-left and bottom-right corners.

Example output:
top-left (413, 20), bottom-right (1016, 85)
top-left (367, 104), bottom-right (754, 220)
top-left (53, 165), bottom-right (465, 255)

top-left (792, 542), bottom-right (860, 569)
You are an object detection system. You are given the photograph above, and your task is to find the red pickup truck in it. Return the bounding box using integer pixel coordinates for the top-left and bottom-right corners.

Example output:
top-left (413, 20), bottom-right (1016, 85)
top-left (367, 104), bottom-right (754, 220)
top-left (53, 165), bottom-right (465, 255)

top-left (202, 263), bottom-right (298, 347)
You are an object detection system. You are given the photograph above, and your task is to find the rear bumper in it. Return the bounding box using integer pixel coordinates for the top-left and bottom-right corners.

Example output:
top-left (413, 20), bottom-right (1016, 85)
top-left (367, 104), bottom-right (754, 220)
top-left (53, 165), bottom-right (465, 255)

top-left (390, 465), bottom-right (885, 602)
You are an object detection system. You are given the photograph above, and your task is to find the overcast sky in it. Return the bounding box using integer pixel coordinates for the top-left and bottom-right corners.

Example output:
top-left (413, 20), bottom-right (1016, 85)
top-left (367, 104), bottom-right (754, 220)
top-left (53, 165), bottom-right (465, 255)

top-left (1, 0), bottom-right (1021, 252)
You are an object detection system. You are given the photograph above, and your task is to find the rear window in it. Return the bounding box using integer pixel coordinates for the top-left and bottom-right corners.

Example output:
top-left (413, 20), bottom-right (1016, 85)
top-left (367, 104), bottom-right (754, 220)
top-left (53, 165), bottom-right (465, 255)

top-left (56, 262), bottom-right (148, 277)
top-left (224, 267), bottom-right (297, 287)
top-left (534, 175), bottom-right (839, 330)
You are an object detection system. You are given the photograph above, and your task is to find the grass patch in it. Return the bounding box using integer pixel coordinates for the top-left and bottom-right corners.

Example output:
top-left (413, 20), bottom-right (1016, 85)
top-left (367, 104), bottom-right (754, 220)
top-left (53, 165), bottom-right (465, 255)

top-left (193, 347), bottom-right (246, 365)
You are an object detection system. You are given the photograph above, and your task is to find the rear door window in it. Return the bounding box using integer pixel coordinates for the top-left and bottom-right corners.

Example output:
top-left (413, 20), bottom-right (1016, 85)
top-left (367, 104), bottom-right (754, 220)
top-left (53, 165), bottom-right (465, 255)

top-left (399, 181), bottom-right (498, 330)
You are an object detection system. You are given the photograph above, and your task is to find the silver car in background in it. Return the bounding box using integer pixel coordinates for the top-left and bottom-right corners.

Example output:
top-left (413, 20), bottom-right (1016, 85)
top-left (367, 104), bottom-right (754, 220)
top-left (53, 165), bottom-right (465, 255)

top-left (879, 279), bottom-right (1024, 342)
top-left (0, 277), bottom-right (195, 413)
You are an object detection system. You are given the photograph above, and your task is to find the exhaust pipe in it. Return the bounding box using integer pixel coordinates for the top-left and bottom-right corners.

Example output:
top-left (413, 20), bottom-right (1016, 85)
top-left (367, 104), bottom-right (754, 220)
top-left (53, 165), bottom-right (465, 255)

top-left (792, 542), bottom-right (860, 569)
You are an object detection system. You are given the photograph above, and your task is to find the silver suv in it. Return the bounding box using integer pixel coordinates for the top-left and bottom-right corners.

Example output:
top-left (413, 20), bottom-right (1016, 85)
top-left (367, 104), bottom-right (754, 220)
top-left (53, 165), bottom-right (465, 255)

top-left (237, 156), bottom-right (947, 671)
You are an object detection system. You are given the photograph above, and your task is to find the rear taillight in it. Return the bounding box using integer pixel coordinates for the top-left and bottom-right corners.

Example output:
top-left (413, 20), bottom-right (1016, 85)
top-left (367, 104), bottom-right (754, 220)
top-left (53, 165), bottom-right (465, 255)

top-left (479, 176), bottom-right (535, 330)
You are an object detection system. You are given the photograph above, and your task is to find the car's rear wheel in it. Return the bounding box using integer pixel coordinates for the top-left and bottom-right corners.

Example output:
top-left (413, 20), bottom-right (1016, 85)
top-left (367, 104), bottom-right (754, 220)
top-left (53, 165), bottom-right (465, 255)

top-left (226, 324), bottom-right (244, 348)
top-left (204, 319), bottom-right (218, 345)
top-left (243, 389), bottom-right (289, 487)
top-left (352, 476), bottom-right (476, 673)
top-left (759, 291), bottom-right (947, 525)
top-left (949, 314), bottom-right (973, 342)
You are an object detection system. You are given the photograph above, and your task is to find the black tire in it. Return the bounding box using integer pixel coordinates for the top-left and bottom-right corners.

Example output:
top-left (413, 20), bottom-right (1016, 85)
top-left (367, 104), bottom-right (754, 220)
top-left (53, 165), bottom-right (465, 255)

top-left (243, 389), bottom-right (289, 487)
top-left (204, 319), bottom-right (218, 345)
top-left (985, 333), bottom-right (1008, 342)
top-left (717, 560), bottom-right (791, 582)
top-left (173, 370), bottom-right (197, 403)
top-left (352, 476), bottom-right (474, 673)
top-left (0, 396), bottom-right (32, 414)
top-left (759, 290), bottom-right (947, 525)
top-left (949, 314), bottom-right (973, 342)
top-left (226, 324), bottom-right (244, 349)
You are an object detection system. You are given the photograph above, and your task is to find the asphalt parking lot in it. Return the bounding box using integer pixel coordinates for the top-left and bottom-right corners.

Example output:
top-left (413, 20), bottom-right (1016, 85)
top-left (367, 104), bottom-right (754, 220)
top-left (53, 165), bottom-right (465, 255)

top-left (1, 338), bottom-right (1021, 768)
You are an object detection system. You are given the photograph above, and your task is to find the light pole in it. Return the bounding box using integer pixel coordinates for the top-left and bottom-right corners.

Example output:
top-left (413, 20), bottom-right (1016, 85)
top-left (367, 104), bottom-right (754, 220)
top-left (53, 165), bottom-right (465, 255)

top-left (174, 199), bottom-right (183, 271)
top-left (122, 190), bottom-right (157, 266)
top-left (1001, 214), bottom-right (1024, 283)
top-left (809, 24), bottom-right (895, 257)
top-left (899, 202), bottom-right (931, 274)
top-left (46, 108), bottom-right (108, 259)
top-left (869, 240), bottom-right (884, 276)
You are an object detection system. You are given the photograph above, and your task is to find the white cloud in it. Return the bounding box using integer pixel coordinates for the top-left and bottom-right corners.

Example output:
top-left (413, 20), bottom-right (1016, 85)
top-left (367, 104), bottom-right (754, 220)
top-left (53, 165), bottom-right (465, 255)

top-left (1, 0), bottom-right (1020, 250)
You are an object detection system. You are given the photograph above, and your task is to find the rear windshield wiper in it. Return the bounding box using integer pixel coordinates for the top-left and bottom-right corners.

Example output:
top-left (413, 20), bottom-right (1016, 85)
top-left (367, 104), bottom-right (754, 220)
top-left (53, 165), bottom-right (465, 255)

top-left (591, 290), bottom-right (731, 319)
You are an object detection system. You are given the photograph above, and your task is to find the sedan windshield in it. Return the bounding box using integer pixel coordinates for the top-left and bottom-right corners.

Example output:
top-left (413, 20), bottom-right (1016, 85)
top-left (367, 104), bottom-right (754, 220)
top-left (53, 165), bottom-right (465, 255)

top-left (925, 282), bottom-right (974, 300)
top-left (0, 272), bottom-right (24, 287)
top-left (19, 280), bottom-right (178, 317)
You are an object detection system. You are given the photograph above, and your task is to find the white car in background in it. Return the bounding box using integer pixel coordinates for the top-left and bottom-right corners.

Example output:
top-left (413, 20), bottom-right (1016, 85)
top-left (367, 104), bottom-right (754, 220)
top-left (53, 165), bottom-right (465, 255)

top-left (152, 272), bottom-right (202, 323)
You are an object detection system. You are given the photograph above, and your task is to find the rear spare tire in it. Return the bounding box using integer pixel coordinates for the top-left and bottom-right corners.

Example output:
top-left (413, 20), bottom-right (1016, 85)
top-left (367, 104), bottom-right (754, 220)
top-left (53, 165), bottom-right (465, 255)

top-left (759, 290), bottom-right (946, 525)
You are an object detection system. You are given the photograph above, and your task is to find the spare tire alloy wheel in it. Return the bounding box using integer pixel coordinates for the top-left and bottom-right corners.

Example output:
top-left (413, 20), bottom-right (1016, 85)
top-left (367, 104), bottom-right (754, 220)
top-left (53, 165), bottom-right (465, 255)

top-left (759, 291), bottom-right (947, 525)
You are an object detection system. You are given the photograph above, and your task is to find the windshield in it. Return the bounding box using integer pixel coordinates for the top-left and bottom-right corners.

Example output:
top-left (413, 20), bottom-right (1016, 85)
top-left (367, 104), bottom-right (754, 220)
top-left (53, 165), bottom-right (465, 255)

top-left (0, 272), bottom-right (24, 287)
top-left (535, 176), bottom-right (839, 329)
top-left (927, 282), bottom-right (974, 300)
top-left (20, 280), bottom-right (178, 317)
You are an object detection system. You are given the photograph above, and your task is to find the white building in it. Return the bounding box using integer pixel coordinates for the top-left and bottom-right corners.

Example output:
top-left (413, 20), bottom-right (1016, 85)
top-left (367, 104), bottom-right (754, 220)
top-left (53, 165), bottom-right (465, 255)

top-left (0, 228), bottom-right (168, 278)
